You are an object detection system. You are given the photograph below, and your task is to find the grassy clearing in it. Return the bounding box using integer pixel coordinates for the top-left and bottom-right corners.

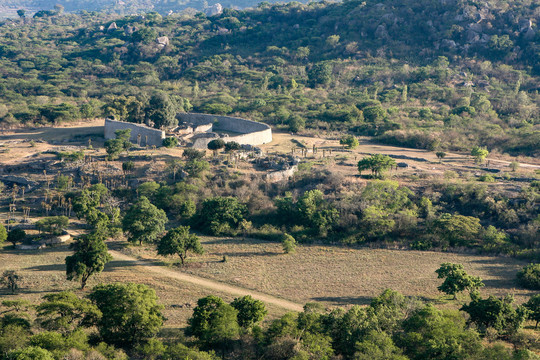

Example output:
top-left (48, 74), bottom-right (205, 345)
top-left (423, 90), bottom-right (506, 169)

top-left (0, 235), bottom-right (536, 330)
top-left (120, 236), bottom-right (536, 309)
top-left (0, 242), bottom-right (288, 329)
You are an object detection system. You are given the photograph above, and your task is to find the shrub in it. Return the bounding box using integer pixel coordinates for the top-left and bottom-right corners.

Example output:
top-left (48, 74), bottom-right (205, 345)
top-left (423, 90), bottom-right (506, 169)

top-left (282, 233), bottom-right (297, 254)
top-left (478, 174), bottom-right (495, 182)
top-left (516, 264), bottom-right (540, 290)
top-left (162, 137), bottom-right (178, 148)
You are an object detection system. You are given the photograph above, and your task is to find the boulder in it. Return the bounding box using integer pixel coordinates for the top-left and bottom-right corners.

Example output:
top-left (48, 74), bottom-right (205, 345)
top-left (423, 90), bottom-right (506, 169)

top-left (204, 3), bottom-right (223, 17)
top-left (107, 22), bottom-right (118, 32)
top-left (440, 39), bottom-right (457, 49)
top-left (157, 36), bottom-right (169, 46)
top-left (519, 18), bottom-right (533, 33)
top-left (375, 24), bottom-right (389, 39)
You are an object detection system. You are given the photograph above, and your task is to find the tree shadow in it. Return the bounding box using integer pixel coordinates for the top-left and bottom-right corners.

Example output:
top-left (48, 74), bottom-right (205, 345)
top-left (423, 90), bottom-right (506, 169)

top-left (310, 296), bottom-right (373, 306)
top-left (202, 237), bottom-right (271, 246)
top-left (219, 251), bottom-right (280, 258)
top-left (469, 257), bottom-right (529, 293)
top-left (25, 263), bottom-right (66, 272)
top-left (102, 259), bottom-right (164, 271)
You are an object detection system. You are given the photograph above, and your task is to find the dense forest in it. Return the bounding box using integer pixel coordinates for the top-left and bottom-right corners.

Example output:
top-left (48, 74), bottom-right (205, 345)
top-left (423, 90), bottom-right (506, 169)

top-left (0, 0), bottom-right (538, 156)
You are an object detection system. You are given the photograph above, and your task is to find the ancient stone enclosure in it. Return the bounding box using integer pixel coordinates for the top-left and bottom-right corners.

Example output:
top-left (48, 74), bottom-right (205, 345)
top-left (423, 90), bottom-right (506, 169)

top-left (104, 114), bottom-right (272, 149)
top-left (104, 118), bottom-right (165, 147)
top-left (176, 113), bottom-right (272, 149)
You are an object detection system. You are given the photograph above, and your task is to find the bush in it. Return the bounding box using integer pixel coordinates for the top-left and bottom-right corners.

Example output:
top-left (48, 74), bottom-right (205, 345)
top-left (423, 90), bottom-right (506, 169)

top-left (516, 264), bottom-right (540, 290)
top-left (162, 137), bottom-right (178, 148)
top-left (478, 174), bottom-right (495, 182)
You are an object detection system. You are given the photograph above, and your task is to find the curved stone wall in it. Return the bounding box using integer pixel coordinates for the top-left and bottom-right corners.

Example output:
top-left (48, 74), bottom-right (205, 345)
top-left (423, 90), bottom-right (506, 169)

top-left (177, 113), bottom-right (272, 149)
top-left (104, 118), bottom-right (165, 147)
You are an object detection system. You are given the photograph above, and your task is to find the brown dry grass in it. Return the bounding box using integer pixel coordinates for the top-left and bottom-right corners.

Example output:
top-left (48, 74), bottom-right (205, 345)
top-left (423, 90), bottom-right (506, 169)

top-left (119, 236), bottom-right (536, 309)
top-left (0, 242), bottom-right (288, 329)
top-left (1, 236), bottom-right (535, 329)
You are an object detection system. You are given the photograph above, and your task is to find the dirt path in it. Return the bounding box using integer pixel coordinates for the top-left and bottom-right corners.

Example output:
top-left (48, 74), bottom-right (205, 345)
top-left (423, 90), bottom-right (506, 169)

top-left (108, 250), bottom-right (304, 312)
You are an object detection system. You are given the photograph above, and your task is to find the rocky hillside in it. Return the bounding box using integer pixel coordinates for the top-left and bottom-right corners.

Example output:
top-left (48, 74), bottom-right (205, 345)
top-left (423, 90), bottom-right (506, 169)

top-left (0, 0), bottom-right (538, 155)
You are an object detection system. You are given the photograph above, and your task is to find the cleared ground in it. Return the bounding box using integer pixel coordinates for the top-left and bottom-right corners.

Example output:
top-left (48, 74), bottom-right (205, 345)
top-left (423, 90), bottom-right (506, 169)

top-left (123, 236), bottom-right (537, 308)
top-left (0, 237), bottom-right (535, 330)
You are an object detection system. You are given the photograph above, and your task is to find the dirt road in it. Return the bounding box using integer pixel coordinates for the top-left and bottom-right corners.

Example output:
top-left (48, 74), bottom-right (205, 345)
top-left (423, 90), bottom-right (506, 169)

top-left (109, 250), bottom-right (304, 312)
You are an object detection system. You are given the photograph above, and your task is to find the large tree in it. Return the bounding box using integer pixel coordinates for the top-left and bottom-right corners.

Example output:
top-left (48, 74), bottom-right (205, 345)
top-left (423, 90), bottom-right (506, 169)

top-left (197, 197), bottom-right (247, 235)
top-left (398, 305), bottom-right (482, 360)
top-left (230, 295), bottom-right (267, 329)
top-left (147, 92), bottom-right (177, 129)
top-left (461, 293), bottom-right (528, 335)
top-left (157, 226), bottom-right (203, 265)
top-left (357, 154), bottom-right (396, 177)
top-left (187, 295), bottom-right (240, 349)
top-left (122, 197), bottom-right (168, 245)
top-left (435, 263), bottom-right (484, 299)
top-left (89, 283), bottom-right (164, 346)
top-left (65, 232), bottom-right (112, 290)
top-left (36, 292), bottom-right (101, 332)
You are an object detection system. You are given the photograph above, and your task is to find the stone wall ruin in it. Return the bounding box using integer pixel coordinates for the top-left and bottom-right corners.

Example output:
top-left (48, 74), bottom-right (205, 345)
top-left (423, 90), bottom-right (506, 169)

top-left (176, 113), bottom-right (272, 149)
top-left (104, 118), bottom-right (165, 147)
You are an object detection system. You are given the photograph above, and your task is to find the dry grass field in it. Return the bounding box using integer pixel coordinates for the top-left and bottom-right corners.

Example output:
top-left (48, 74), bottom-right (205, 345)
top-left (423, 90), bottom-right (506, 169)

top-left (0, 241), bottom-right (292, 329)
top-left (1, 236), bottom-right (536, 330)
top-left (124, 236), bottom-right (537, 308)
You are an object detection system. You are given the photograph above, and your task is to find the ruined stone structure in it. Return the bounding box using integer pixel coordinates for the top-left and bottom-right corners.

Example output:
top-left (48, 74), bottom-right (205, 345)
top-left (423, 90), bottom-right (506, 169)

top-left (176, 113), bottom-right (272, 149)
top-left (104, 118), bottom-right (165, 147)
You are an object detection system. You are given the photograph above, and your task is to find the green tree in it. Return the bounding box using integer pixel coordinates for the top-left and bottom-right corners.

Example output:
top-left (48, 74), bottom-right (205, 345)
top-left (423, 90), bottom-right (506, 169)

top-left (524, 294), bottom-right (540, 328)
top-left (105, 129), bottom-right (132, 160)
top-left (65, 232), bottom-right (112, 289)
top-left (1, 270), bottom-right (21, 294)
top-left (340, 135), bottom-right (359, 149)
top-left (461, 293), bottom-right (528, 335)
top-left (399, 305), bottom-right (482, 360)
top-left (307, 62), bottom-right (332, 87)
top-left (35, 216), bottom-right (69, 236)
top-left (16, 9), bottom-right (26, 18)
top-left (147, 93), bottom-right (177, 129)
top-left (207, 139), bottom-right (225, 156)
top-left (231, 295), bottom-right (267, 329)
top-left (8, 346), bottom-right (55, 360)
top-left (436, 151), bottom-right (446, 162)
top-left (133, 27), bottom-right (158, 44)
top-left (297, 189), bottom-right (339, 235)
top-left (89, 283), bottom-right (164, 346)
top-left (288, 114), bottom-right (305, 133)
top-left (162, 137), bottom-right (178, 148)
top-left (187, 295), bottom-right (240, 349)
top-left (0, 223), bottom-right (6, 245)
top-left (36, 291), bottom-right (101, 332)
top-left (224, 141), bottom-right (241, 152)
top-left (516, 264), bottom-right (540, 290)
top-left (354, 330), bottom-right (408, 360)
top-left (510, 161), bottom-right (520, 172)
top-left (197, 197), bottom-right (247, 235)
top-left (435, 263), bottom-right (484, 299)
top-left (357, 154), bottom-right (396, 177)
top-left (282, 233), bottom-right (297, 254)
top-left (122, 197), bottom-right (168, 245)
top-left (471, 146), bottom-right (489, 164)
top-left (432, 213), bottom-right (482, 248)
top-left (157, 226), bottom-right (203, 265)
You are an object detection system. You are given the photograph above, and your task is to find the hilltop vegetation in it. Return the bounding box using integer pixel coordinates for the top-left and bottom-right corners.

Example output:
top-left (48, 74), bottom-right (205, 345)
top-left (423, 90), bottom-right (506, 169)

top-left (0, 0), bottom-right (538, 155)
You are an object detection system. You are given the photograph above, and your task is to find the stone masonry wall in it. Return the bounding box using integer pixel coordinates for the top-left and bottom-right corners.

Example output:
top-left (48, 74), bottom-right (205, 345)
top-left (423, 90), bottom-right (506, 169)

top-left (104, 119), bottom-right (165, 147)
top-left (177, 113), bottom-right (272, 149)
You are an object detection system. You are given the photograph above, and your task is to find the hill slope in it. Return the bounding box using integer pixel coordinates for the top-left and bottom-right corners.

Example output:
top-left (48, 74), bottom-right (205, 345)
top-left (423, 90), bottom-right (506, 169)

top-left (0, 0), bottom-right (538, 155)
